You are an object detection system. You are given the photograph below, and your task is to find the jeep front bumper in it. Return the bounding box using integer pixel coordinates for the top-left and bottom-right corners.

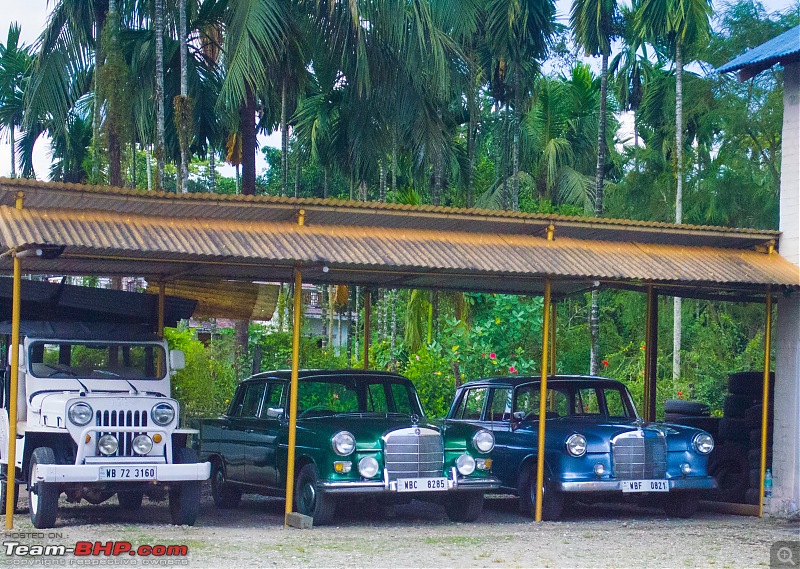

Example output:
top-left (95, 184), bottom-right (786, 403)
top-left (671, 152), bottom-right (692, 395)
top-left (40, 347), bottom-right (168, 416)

top-left (33, 462), bottom-right (211, 484)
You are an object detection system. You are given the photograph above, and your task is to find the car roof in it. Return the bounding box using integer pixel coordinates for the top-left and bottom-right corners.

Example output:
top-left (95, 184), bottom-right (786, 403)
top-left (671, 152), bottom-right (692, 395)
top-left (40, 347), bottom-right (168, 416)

top-left (241, 369), bottom-right (412, 384)
top-left (458, 375), bottom-right (626, 389)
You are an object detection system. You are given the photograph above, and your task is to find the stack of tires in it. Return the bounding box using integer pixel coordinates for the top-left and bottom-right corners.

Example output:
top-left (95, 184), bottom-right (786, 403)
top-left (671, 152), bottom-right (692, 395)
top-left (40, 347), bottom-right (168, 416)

top-left (664, 399), bottom-right (719, 439)
top-left (707, 371), bottom-right (774, 504)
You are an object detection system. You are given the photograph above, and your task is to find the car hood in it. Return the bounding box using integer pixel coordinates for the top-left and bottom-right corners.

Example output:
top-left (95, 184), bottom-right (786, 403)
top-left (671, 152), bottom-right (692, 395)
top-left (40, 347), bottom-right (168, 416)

top-left (517, 417), bottom-right (707, 452)
top-left (298, 414), bottom-right (439, 451)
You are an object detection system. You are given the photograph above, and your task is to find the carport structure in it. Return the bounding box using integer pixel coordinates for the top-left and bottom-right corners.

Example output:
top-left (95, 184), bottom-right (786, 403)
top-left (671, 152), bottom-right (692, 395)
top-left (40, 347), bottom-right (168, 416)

top-left (1, 177), bottom-right (798, 528)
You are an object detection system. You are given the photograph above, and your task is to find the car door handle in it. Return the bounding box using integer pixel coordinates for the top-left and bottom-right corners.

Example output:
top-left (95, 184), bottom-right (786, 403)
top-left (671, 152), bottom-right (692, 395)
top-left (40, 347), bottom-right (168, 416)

top-left (245, 429), bottom-right (255, 433)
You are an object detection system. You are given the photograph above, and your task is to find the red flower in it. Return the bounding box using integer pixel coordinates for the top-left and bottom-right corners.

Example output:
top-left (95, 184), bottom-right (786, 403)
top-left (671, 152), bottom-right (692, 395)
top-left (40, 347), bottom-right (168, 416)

top-left (677, 391), bottom-right (683, 398)
top-left (509, 366), bottom-right (518, 374)
top-left (489, 352), bottom-right (497, 360)
top-left (481, 353), bottom-right (486, 357)
top-left (602, 360), bottom-right (609, 367)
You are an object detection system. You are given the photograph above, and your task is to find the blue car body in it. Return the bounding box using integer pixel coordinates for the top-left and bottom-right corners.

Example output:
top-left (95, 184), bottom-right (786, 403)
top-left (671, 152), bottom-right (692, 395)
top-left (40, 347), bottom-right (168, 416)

top-left (447, 375), bottom-right (717, 518)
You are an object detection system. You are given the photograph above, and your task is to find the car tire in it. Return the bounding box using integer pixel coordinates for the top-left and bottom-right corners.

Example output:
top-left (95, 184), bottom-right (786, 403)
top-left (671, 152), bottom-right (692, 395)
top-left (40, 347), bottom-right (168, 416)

top-left (744, 405), bottom-right (773, 430)
top-left (747, 448), bottom-right (772, 470)
top-left (1, 465), bottom-right (19, 514)
top-left (748, 429), bottom-right (773, 449)
top-left (210, 460), bottom-right (241, 509)
top-left (723, 394), bottom-right (754, 419)
top-left (168, 448), bottom-right (201, 526)
top-left (117, 491), bottom-right (144, 510)
top-left (707, 444), bottom-right (748, 503)
top-left (727, 372), bottom-right (773, 398)
top-left (663, 400), bottom-right (710, 417)
top-left (663, 492), bottom-right (699, 518)
top-left (28, 447), bottom-right (59, 529)
top-left (295, 463), bottom-right (335, 526)
top-left (718, 419), bottom-right (748, 443)
top-left (520, 466), bottom-right (564, 521)
top-left (444, 492), bottom-right (484, 523)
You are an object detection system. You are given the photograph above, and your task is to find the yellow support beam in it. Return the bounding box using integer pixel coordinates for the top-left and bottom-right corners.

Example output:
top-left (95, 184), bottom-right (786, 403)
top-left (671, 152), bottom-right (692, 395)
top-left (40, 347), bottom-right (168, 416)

top-left (535, 278), bottom-right (551, 522)
top-left (363, 289), bottom-right (371, 369)
top-left (284, 268), bottom-right (303, 523)
top-left (759, 290), bottom-right (773, 517)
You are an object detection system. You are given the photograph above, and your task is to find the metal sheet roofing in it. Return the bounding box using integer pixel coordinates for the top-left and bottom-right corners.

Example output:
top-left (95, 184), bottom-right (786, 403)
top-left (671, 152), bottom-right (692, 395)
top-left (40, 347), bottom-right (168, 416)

top-left (718, 25), bottom-right (800, 79)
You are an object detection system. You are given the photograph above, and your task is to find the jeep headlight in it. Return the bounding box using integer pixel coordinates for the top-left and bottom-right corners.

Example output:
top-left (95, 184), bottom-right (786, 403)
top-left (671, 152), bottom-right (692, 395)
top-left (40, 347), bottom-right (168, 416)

top-left (472, 429), bottom-right (495, 453)
top-left (98, 434), bottom-right (118, 456)
top-left (693, 433), bottom-right (714, 454)
top-left (132, 435), bottom-right (154, 455)
top-left (331, 431), bottom-right (356, 456)
top-left (151, 403), bottom-right (175, 426)
top-left (68, 402), bottom-right (93, 426)
top-left (566, 434), bottom-right (587, 457)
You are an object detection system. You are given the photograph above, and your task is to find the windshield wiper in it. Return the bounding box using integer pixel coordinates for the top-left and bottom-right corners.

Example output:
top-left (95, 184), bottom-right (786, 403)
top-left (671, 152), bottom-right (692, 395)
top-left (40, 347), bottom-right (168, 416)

top-left (124, 380), bottom-right (139, 394)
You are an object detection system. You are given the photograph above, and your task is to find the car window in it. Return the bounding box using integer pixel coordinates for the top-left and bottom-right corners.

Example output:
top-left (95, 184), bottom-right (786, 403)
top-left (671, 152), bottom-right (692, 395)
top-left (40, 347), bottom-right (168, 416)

top-left (454, 388), bottom-right (487, 420)
top-left (577, 388), bottom-right (601, 414)
top-left (604, 388), bottom-right (629, 417)
top-left (298, 380), bottom-right (359, 413)
top-left (390, 383), bottom-right (416, 414)
top-left (258, 382), bottom-right (284, 418)
top-left (486, 388), bottom-right (513, 422)
top-left (367, 383), bottom-right (389, 412)
top-left (235, 383), bottom-right (266, 418)
top-left (514, 384), bottom-right (570, 418)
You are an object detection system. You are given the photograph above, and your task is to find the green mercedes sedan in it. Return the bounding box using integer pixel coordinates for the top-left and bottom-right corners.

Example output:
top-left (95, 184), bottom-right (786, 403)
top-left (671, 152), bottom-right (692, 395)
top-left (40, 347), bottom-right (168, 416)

top-left (196, 370), bottom-right (500, 525)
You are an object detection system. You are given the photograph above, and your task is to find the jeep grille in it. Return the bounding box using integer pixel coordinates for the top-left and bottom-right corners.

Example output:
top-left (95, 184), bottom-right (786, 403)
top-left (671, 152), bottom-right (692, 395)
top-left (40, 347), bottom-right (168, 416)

top-left (383, 427), bottom-right (443, 481)
top-left (96, 410), bottom-right (148, 457)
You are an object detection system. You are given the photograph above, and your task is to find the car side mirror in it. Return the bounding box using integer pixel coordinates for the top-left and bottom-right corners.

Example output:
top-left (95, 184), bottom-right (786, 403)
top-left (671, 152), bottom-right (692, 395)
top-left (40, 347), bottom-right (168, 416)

top-left (265, 407), bottom-right (284, 420)
top-left (510, 411), bottom-right (526, 431)
top-left (169, 350), bottom-right (186, 371)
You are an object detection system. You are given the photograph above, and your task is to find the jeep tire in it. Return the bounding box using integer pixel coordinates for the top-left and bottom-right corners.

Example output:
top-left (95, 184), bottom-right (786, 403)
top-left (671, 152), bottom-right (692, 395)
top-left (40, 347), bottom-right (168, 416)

top-left (1, 465), bottom-right (19, 514)
top-left (168, 447), bottom-right (200, 526)
top-left (28, 447), bottom-right (59, 529)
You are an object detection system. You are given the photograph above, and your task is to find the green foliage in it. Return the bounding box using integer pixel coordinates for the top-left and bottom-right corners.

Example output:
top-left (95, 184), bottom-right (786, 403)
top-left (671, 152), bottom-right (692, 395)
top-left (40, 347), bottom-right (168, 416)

top-left (400, 345), bottom-right (456, 419)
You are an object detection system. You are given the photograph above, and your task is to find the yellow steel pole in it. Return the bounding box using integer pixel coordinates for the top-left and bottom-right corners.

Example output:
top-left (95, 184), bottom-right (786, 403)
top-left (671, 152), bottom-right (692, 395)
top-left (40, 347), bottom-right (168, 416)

top-left (5, 193), bottom-right (24, 529)
top-left (284, 268), bottom-right (303, 523)
top-left (535, 278), bottom-right (551, 522)
top-left (643, 286), bottom-right (653, 421)
top-left (759, 289), bottom-right (773, 517)
top-left (363, 289), bottom-right (371, 369)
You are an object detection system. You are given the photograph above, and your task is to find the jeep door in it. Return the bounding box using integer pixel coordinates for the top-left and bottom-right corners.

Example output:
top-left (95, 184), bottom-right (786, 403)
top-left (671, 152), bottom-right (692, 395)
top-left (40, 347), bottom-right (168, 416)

top-left (244, 381), bottom-right (285, 488)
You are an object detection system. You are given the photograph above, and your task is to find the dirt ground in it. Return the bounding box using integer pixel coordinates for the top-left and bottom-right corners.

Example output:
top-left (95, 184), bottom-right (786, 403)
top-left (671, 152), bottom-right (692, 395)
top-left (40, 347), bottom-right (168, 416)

top-left (3, 490), bottom-right (798, 569)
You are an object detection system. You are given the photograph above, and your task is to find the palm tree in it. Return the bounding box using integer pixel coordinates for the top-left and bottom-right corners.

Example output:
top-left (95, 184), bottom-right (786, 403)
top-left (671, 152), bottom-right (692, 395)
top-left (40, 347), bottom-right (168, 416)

top-left (154, 0), bottom-right (166, 189)
top-left (636, 0), bottom-right (712, 381)
top-left (0, 23), bottom-right (32, 178)
top-left (571, 0), bottom-right (619, 376)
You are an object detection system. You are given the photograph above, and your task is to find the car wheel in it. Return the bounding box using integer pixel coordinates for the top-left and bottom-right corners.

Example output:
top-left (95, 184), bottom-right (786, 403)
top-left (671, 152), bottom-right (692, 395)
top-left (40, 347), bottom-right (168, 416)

top-left (663, 493), bottom-right (699, 518)
top-left (520, 465), bottom-right (564, 521)
top-left (1, 465), bottom-right (19, 514)
top-left (168, 448), bottom-right (201, 526)
top-left (28, 447), bottom-right (59, 529)
top-left (117, 491), bottom-right (144, 510)
top-left (295, 463), bottom-right (335, 525)
top-left (444, 492), bottom-right (484, 522)
top-left (210, 460), bottom-right (241, 509)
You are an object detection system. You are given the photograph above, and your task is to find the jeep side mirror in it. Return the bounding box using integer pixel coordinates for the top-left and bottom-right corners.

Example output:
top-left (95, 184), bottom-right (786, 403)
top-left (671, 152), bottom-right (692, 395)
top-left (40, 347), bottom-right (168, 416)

top-left (265, 407), bottom-right (284, 420)
top-left (169, 349), bottom-right (186, 371)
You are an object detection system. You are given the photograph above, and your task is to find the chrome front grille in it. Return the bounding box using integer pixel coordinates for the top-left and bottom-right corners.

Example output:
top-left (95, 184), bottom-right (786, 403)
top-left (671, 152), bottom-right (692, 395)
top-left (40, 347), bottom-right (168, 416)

top-left (611, 430), bottom-right (667, 479)
top-left (383, 427), bottom-right (444, 481)
top-left (96, 409), bottom-right (149, 457)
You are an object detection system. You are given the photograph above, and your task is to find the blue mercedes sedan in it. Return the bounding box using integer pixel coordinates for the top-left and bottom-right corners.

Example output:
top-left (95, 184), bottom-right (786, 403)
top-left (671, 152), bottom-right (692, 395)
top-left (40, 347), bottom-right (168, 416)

top-left (446, 375), bottom-right (717, 520)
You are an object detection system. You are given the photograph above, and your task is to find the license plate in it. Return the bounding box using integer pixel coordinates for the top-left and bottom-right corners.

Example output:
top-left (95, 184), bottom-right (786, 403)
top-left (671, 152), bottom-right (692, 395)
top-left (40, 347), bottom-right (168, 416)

top-left (621, 479), bottom-right (669, 493)
top-left (99, 467), bottom-right (157, 480)
top-left (396, 477), bottom-right (449, 492)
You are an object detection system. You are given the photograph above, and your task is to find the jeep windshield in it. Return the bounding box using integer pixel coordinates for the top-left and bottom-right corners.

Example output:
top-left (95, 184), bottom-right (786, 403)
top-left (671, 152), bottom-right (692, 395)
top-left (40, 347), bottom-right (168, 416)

top-left (297, 377), bottom-right (423, 417)
top-left (28, 341), bottom-right (166, 380)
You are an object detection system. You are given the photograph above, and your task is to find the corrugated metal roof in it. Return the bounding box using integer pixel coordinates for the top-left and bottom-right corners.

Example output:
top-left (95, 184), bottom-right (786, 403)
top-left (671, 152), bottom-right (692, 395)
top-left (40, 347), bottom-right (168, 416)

top-left (146, 280), bottom-right (279, 320)
top-left (0, 206), bottom-right (796, 298)
top-left (718, 25), bottom-right (800, 78)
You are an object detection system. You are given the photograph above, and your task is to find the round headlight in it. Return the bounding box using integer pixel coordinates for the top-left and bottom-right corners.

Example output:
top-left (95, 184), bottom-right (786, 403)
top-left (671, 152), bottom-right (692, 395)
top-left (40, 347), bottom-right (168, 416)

top-left (693, 433), bottom-right (714, 454)
top-left (358, 456), bottom-right (380, 478)
top-left (566, 434), bottom-right (587, 457)
top-left (151, 403), bottom-right (175, 426)
top-left (132, 435), bottom-right (153, 455)
top-left (331, 431), bottom-right (356, 456)
top-left (68, 402), bottom-right (93, 426)
top-left (98, 434), bottom-right (118, 456)
top-left (472, 430), bottom-right (495, 454)
top-left (456, 454), bottom-right (476, 476)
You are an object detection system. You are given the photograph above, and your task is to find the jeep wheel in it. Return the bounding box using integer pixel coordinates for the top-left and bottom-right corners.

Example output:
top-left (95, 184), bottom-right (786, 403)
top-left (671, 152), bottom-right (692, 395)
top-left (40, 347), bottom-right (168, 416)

top-left (168, 448), bottom-right (201, 526)
top-left (210, 460), bottom-right (241, 509)
top-left (117, 491), bottom-right (144, 510)
top-left (444, 492), bottom-right (484, 522)
top-left (663, 492), bottom-right (699, 518)
top-left (295, 463), bottom-right (335, 525)
top-left (520, 465), bottom-right (564, 521)
top-left (1, 465), bottom-right (19, 514)
top-left (28, 447), bottom-right (59, 529)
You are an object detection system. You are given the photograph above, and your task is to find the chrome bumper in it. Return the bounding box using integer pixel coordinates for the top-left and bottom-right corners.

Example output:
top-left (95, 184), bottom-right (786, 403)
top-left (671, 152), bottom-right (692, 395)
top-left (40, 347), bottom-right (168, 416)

top-left (318, 467), bottom-right (500, 494)
top-left (33, 462), bottom-right (211, 484)
top-left (558, 476), bottom-right (718, 493)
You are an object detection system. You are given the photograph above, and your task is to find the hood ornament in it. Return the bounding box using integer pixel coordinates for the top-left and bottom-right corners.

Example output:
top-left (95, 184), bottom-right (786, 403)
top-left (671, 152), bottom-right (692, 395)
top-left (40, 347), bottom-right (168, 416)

top-left (635, 417), bottom-right (645, 429)
top-left (410, 414), bottom-right (420, 426)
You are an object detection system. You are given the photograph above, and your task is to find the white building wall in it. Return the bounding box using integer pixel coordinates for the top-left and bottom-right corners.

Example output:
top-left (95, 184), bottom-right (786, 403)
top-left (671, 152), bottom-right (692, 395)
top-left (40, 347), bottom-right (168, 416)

top-left (771, 60), bottom-right (800, 517)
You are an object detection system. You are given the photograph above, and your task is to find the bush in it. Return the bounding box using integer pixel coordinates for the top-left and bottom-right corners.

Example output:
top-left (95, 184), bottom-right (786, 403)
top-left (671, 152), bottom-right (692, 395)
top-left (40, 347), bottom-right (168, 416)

top-left (401, 345), bottom-right (456, 419)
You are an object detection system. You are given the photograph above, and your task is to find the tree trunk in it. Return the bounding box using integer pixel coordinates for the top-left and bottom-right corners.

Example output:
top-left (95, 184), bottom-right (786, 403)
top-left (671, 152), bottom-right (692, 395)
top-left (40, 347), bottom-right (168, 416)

top-left (323, 166), bottom-right (328, 198)
top-left (131, 140), bottom-right (136, 188)
top-left (234, 320), bottom-right (249, 377)
top-left (281, 76), bottom-right (288, 197)
top-left (294, 156), bottom-right (301, 197)
top-left (379, 160), bottom-right (386, 202)
top-left (208, 151), bottom-right (216, 192)
top-left (235, 163), bottom-right (240, 194)
top-left (595, 50), bottom-right (608, 217)
top-left (502, 105), bottom-right (510, 210)
top-left (389, 289), bottom-right (397, 371)
top-left (512, 67), bottom-right (521, 211)
top-left (328, 285), bottom-right (335, 349)
top-left (240, 90), bottom-right (256, 195)
top-left (154, 0), bottom-right (165, 190)
top-left (106, 0), bottom-right (122, 187)
top-left (673, 43), bottom-right (684, 382)
top-left (178, 0), bottom-right (189, 193)
top-left (9, 125), bottom-right (15, 178)
top-left (321, 286), bottom-right (328, 348)
top-left (146, 145), bottom-right (152, 190)
top-left (589, 289), bottom-right (599, 375)
top-left (467, 77), bottom-right (476, 208)
top-left (391, 128), bottom-right (398, 195)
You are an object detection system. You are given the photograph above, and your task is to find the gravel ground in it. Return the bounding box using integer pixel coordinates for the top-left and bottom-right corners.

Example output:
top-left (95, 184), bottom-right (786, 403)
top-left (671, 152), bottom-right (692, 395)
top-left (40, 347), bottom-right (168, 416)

top-left (3, 490), bottom-right (798, 569)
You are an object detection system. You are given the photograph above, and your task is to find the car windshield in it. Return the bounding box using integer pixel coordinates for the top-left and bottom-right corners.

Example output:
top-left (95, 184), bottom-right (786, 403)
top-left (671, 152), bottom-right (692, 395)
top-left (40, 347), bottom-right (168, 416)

top-left (513, 383), bottom-right (634, 419)
top-left (297, 377), bottom-right (422, 416)
top-left (28, 342), bottom-right (166, 380)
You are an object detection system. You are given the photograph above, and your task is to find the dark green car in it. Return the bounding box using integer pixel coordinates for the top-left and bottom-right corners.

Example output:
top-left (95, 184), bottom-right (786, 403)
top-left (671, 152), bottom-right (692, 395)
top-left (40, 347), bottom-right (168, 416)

top-left (196, 370), bottom-right (499, 524)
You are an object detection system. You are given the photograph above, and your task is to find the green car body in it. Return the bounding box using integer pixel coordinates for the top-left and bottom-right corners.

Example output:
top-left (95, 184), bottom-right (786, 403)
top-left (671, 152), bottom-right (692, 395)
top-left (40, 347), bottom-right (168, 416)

top-left (196, 370), bottom-right (500, 524)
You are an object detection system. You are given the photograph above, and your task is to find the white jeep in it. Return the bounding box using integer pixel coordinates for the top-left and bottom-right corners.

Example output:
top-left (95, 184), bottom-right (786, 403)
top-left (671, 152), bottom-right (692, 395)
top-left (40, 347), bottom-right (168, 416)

top-left (0, 322), bottom-right (211, 528)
